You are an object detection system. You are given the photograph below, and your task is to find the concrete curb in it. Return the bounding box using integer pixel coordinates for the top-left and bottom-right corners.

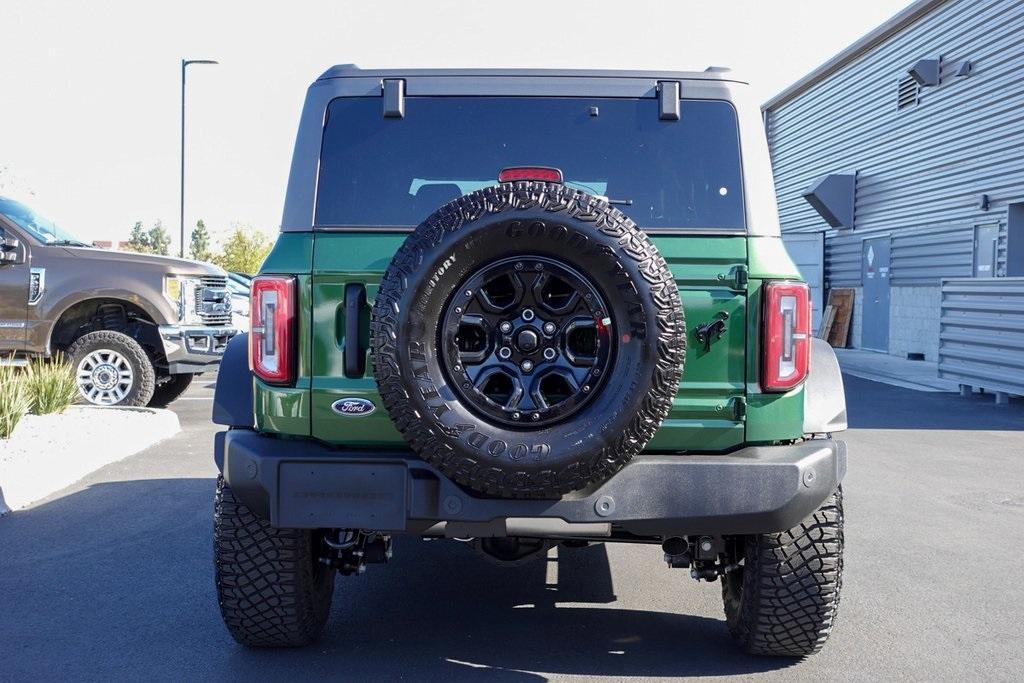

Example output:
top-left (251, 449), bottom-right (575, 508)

top-left (0, 406), bottom-right (181, 515)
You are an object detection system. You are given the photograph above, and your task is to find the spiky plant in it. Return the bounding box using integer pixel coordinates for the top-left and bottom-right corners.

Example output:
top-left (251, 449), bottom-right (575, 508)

top-left (25, 354), bottom-right (80, 415)
top-left (0, 361), bottom-right (29, 439)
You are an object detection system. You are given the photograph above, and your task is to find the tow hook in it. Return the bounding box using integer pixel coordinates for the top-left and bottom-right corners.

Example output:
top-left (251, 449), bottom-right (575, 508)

top-left (321, 530), bottom-right (392, 575)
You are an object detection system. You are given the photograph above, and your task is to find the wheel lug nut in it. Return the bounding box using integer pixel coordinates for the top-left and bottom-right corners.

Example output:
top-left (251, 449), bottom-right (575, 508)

top-left (521, 360), bottom-right (534, 373)
top-left (532, 413), bottom-right (541, 421)
top-left (543, 348), bottom-right (556, 360)
top-left (498, 347), bottom-right (512, 359)
top-left (465, 290), bottom-right (473, 297)
top-left (534, 263), bottom-right (543, 271)
top-left (512, 412), bottom-right (521, 420)
top-left (454, 364), bottom-right (462, 371)
top-left (583, 385), bottom-right (591, 393)
top-left (500, 321), bottom-right (512, 333)
top-left (522, 309), bottom-right (535, 321)
top-left (593, 369), bottom-right (601, 376)
top-left (543, 322), bottom-right (556, 335)
top-left (454, 306), bottom-right (463, 314)
top-left (515, 262), bottom-right (524, 270)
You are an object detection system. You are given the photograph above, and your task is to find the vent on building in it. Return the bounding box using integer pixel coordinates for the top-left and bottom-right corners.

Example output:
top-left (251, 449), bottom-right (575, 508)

top-left (897, 76), bottom-right (919, 110)
top-left (803, 173), bottom-right (857, 229)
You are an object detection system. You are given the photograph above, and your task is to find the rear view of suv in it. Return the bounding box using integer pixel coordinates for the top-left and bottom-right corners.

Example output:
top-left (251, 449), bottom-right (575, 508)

top-left (212, 66), bottom-right (848, 657)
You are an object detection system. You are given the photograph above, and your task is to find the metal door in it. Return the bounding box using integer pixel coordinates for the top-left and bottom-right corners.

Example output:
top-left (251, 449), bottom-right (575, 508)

top-left (782, 232), bottom-right (825, 330)
top-left (973, 224), bottom-right (999, 277)
top-left (861, 237), bottom-right (891, 351)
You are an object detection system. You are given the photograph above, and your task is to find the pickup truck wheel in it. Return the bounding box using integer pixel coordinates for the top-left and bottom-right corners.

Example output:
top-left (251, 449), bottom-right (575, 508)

top-left (721, 487), bottom-right (844, 657)
top-left (67, 330), bottom-right (155, 407)
top-left (148, 373), bottom-right (194, 407)
top-left (214, 476), bottom-right (335, 647)
top-left (372, 181), bottom-right (686, 498)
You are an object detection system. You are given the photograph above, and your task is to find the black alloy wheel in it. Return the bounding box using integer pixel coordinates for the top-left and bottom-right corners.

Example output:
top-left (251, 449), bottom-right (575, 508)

top-left (440, 256), bottom-right (613, 428)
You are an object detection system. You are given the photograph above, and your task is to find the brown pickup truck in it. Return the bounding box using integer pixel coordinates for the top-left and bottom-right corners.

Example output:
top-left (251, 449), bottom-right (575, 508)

top-left (0, 196), bottom-right (238, 406)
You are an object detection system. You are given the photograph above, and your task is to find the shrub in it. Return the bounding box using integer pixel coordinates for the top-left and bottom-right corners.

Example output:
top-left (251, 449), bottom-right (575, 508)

top-left (0, 362), bottom-right (29, 439)
top-left (25, 355), bottom-right (79, 415)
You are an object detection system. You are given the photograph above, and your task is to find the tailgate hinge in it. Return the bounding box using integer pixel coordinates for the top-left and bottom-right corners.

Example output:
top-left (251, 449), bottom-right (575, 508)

top-left (731, 396), bottom-right (747, 422)
top-left (730, 265), bottom-right (748, 290)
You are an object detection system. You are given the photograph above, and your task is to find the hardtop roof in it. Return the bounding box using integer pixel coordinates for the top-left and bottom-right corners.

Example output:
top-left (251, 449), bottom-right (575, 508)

top-left (317, 64), bottom-right (746, 84)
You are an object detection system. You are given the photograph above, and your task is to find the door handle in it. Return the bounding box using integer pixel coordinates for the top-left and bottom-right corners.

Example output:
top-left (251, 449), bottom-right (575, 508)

top-left (344, 283), bottom-right (367, 378)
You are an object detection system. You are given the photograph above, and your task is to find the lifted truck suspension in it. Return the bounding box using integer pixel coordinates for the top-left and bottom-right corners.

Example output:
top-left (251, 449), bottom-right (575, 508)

top-left (662, 535), bottom-right (739, 582)
top-left (320, 530), bottom-right (392, 576)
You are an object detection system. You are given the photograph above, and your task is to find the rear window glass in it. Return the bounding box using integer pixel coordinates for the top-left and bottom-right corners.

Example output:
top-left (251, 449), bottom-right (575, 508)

top-left (315, 96), bottom-right (745, 231)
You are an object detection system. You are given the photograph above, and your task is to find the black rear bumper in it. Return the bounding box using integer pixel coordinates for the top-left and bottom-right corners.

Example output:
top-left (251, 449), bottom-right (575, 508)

top-left (216, 430), bottom-right (846, 537)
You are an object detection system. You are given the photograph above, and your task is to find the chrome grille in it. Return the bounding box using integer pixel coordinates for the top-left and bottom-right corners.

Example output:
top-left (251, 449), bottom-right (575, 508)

top-left (195, 275), bottom-right (232, 326)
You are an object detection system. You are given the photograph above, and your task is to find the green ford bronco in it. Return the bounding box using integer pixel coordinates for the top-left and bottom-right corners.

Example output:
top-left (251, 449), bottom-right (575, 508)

top-left (212, 65), bottom-right (848, 657)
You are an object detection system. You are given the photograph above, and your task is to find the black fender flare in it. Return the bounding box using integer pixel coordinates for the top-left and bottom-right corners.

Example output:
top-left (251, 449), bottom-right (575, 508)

top-left (803, 338), bottom-right (847, 434)
top-left (212, 333), bottom-right (254, 429)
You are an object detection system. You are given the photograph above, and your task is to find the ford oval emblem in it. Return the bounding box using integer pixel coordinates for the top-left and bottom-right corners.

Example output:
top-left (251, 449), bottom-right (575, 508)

top-left (331, 397), bottom-right (376, 417)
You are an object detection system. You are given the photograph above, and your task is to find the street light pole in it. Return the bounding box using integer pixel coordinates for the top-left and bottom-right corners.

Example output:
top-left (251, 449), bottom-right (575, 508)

top-left (180, 58), bottom-right (218, 258)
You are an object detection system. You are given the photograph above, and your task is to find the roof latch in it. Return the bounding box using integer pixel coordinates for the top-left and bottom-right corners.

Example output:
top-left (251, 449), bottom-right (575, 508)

top-left (658, 81), bottom-right (680, 120)
top-left (382, 79), bottom-right (405, 118)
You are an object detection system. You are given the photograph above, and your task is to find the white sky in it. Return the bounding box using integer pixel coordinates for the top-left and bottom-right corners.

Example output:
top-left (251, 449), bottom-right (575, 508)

top-left (1, 0), bottom-right (911, 248)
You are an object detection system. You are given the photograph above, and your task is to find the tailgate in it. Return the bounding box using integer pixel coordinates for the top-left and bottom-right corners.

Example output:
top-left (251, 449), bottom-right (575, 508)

top-left (309, 233), bottom-right (747, 452)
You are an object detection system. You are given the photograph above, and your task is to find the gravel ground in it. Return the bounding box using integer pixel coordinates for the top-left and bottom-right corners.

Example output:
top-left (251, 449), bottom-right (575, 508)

top-left (0, 405), bottom-right (179, 513)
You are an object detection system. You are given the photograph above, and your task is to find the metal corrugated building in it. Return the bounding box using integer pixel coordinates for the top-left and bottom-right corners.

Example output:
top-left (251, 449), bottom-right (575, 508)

top-left (764, 0), bottom-right (1024, 360)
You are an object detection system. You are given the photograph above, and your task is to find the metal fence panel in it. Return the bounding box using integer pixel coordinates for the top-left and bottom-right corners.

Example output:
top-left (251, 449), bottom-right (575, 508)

top-left (938, 277), bottom-right (1024, 396)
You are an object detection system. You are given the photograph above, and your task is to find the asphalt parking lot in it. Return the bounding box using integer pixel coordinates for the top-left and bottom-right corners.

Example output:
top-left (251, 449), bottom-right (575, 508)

top-left (1, 373), bottom-right (1022, 681)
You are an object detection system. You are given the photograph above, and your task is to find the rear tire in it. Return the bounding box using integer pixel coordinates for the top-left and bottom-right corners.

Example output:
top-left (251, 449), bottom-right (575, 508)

top-left (149, 373), bottom-right (194, 407)
top-left (721, 487), bottom-right (844, 657)
top-left (214, 476), bottom-right (335, 647)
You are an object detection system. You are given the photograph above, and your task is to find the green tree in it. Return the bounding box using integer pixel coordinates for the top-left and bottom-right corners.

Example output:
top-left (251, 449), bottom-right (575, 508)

top-left (189, 219), bottom-right (212, 262)
top-left (213, 226), bottom-right (272, 275)
top-left (148, 220), bottom-right (171, 256)
top-left (124, 221), bottom-right (151, 253)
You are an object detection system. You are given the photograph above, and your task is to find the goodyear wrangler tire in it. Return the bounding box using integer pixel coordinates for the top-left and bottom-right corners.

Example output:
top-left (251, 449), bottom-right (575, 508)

top-left (371, 181), bottom-right (685, 498)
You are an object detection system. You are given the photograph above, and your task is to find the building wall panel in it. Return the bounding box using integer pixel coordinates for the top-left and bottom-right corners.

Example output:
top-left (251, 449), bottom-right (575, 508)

top-left (766, 0), bottom-right (1024, 294)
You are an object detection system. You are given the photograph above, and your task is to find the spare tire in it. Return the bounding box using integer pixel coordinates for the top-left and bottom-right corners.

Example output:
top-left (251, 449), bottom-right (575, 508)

top-left (371, 181), bottom-right (685, 498)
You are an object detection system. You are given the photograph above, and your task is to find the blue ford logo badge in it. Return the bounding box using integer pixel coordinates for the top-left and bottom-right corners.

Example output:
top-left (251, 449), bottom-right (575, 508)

top-left (331, 397), bottom-right (376, 417)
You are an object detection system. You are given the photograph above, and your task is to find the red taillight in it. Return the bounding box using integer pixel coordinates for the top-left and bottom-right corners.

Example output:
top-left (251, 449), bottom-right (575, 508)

top-left (250, 275), bottom-right (296, 385)
top-left (498, 166), bottom-right (564, 184)
top-left (761, 281), bottom-right (811, 392)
